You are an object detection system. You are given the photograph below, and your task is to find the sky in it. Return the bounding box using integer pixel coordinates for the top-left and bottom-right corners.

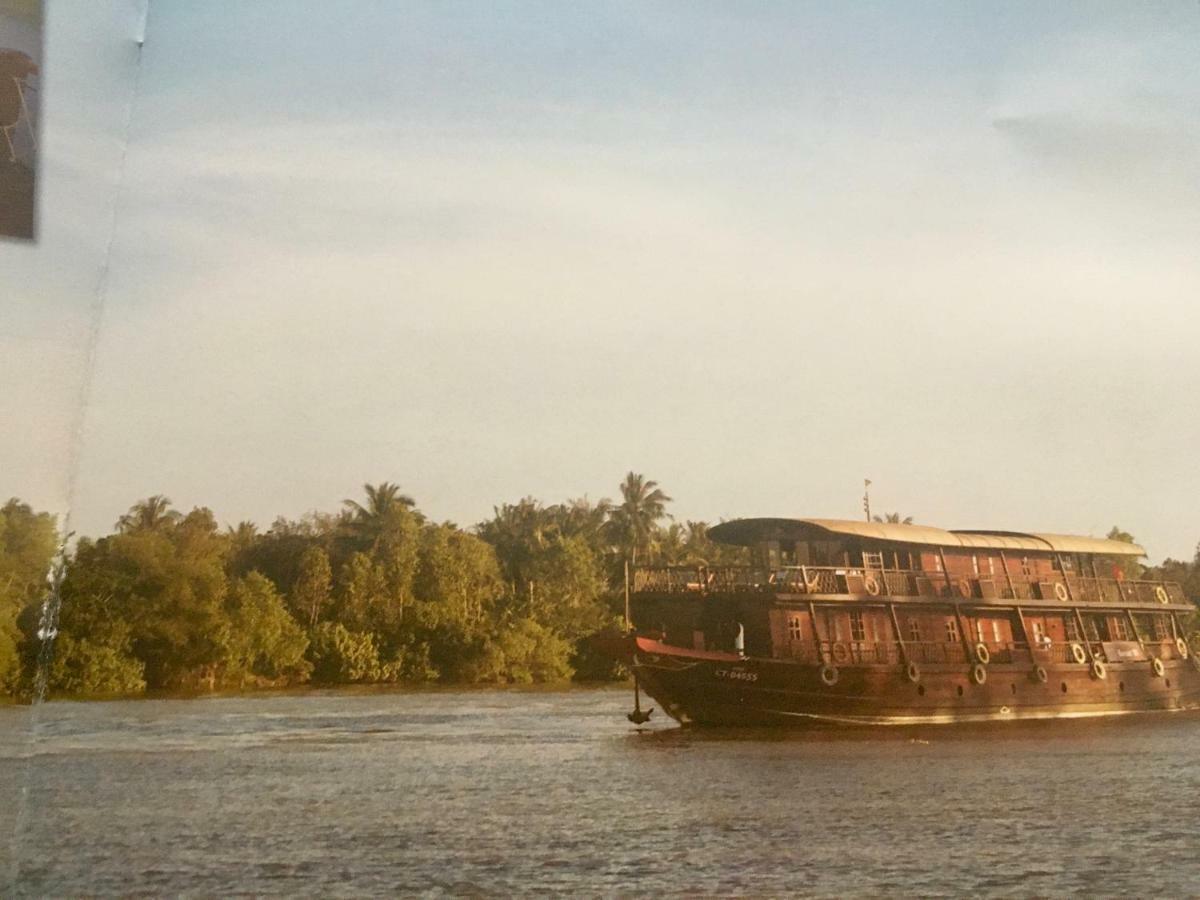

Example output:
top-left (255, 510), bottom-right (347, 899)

top-left (2, 1), bottom-right (1199, 560)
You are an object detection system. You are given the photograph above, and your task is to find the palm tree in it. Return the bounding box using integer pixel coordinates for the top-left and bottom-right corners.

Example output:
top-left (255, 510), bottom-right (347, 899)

top-left (342, 482), bottom-right (419, 546)
top-left (225, 520), bottom-right (259, 554)
top-left (343, 482), bottom-right (416, 522)
top-left (116, 495), bottom-right (181, 533)
top-left (873, 512), bottom-right (914, 525)
top-left (608, 472), bottom-right (672, 566)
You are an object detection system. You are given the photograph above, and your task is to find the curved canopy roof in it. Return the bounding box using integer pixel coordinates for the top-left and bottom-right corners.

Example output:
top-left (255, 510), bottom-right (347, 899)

top-left (707, 517), bottom-right (1145, 557)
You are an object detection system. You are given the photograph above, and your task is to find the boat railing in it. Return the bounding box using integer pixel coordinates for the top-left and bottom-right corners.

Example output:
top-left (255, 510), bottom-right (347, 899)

top-left (816, 639), bottom-right (903, 665)
top-left (631, 564), bottom-right (1186, 606)
top-left (902, 640), bottom-right (969, 665)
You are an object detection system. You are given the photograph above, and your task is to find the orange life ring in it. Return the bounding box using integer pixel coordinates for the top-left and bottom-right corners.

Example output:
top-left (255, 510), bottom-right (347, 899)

top-left (1155, 586), bottom-right (1169, 604)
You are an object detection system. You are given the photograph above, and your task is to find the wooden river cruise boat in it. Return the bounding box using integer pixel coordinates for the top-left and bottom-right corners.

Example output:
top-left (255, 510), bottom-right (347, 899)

top-left (625, 518), bottom-right (1200, 726)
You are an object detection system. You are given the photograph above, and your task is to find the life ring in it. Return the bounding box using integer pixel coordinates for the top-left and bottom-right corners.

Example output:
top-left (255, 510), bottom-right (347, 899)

top-left (1053, 582), bottom-right (1070, 602)
top-left (1091, 659), bottom-right (1107, 680)
top-left (1155, 586), bottom-right (1169, 604)
top-left (863, 574), bottom-right (881, 597)
top-left (905, 661), bottom-right (920, 684)
top-left (831, 642), bottom-right (850, 664)
top-left (957, 578), bottom-right (973, 599)
top-left (974, 642), bottom-right (990, 665)
top-left (1032, 665), bottom-right (1049, 684)
top-left (1176, 637), bottom-right (1189, 660)
top-left (1151, 657), bottom-right (1165, 678)
top-left (970, 663), bottom-right (987, 685)
top-left (820, 664), bottom-right (839, 687)
top-left (1070, 642), bottom-right (1088, 665)
top-left (804, 570), bottom-right (822, 592)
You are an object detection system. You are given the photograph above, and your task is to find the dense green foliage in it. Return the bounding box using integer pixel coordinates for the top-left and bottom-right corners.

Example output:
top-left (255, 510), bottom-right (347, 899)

top-left (1, 500), bottom-right (58, 694)
top-left (2, 472), bottom-right (753, 700)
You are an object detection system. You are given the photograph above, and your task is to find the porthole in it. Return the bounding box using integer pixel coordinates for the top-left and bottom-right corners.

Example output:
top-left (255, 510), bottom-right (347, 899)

top-left (1061, 682), bottom-right (1068, 693)
top-left (1010, 683), bottom-right (1016, 695)
top-left (917, 684), bottom-right (926, 697)
top-left (1118, 681), bottom-right (1125, 693)
top-left (956, 685), bottom-right (964, 697)
top-left (1166, 679), bottom-right (1171, 689)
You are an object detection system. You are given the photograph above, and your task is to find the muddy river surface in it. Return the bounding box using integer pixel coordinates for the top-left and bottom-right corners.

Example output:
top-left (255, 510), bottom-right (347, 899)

top-left (3, 687), bottom-right (1199, 896)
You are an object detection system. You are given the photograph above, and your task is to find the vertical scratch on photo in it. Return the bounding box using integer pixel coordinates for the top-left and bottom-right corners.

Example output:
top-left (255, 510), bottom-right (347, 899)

top-left (6, 2), bottom-right (152, 892)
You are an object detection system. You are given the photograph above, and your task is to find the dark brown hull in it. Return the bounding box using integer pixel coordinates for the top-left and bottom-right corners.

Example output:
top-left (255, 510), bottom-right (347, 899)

top-left (634, 646), bottom-right (1200, 727)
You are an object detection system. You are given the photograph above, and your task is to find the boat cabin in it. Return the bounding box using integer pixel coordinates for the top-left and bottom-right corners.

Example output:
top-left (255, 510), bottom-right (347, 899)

top-left (629, 517), bottom-right (1189, 668)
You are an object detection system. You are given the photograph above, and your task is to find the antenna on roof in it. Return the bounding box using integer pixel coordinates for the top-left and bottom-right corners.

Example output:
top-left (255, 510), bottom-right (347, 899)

top-left (863, 479), bottom-right (872, 522)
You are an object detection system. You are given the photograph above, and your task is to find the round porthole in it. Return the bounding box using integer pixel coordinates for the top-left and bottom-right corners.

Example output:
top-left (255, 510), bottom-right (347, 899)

top-left (1118, 681), bottom-right (1125, 693)
top-left (1010, 683), bottom-right (1016, 695)
top-left (917, 684), bottom-right (926, 697)
top-left (1061, 682), bottom-right (1068, 693)
top-left (956, 685), bottom-right (964, 697)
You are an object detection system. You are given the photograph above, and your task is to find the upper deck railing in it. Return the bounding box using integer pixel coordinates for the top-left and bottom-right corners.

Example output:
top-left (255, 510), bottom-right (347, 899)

top-left (631, 564), bottom-right (1188, 606)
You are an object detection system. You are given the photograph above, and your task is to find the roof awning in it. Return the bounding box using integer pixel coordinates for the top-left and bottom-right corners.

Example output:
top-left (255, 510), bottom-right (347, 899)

top-left (707, 517), bottom-right (1145, 557)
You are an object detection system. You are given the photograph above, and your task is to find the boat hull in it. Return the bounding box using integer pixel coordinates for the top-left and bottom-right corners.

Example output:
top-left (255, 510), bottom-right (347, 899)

top-left (633, 641), bottom-right (1200, 727)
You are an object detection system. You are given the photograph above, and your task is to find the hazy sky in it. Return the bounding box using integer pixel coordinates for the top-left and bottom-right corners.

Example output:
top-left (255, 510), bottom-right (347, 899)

top-left (3, 1), bottom-right (1199, 560)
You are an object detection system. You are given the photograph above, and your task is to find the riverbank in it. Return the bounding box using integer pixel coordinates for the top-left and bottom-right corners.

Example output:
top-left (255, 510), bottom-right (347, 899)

top-left (4, 677), bottom-right (631, 707)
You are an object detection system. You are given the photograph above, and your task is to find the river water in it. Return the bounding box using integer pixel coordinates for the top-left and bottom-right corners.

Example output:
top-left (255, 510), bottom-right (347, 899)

top-left (2, 686), bottom-right (1199, 896)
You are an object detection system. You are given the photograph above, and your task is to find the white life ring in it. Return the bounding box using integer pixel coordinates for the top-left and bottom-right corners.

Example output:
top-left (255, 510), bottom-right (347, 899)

top-left (820, 664), bottom-right (839, 687)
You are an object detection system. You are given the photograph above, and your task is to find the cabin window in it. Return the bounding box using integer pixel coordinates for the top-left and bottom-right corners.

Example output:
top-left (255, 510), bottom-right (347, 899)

top-left (945, 618), bottom-right (960, 643)
top-left (1032, 620), bottom-right (1046, 644)
top-left (850, 611), bottom-right (866, 642)
top-left (1110, 618), bottom-right (1129, 641)
top-left (971, 554), bottom-right (980, 576)
top-left (975, 621), bottom-right (986, 643)
top-left (992, 620), bottom-right (1002, 643)
top-left (908, 618), bottom-right (922, 641)
top-left (788, 616), bottom-right (803, 641)
top-left (1154, 617), bottom-right (1169, 641)
top-left (1065, 617), bottom-right (1080, 642)
top-left (1020, 556), bottom-right (1032, 577)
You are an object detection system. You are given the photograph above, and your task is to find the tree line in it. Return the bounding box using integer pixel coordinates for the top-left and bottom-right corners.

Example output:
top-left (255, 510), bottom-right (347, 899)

top-left (3, 483), bottom-right (1198, 701)
top-left (0, 473), bottom-right (747, 700)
